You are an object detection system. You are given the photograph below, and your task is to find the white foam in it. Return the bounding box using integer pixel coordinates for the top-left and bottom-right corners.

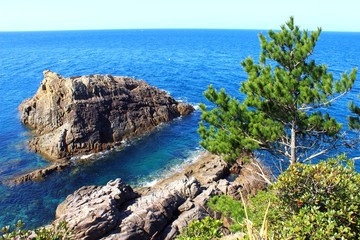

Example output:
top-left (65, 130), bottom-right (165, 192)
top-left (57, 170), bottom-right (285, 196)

top-left (80, 153), bottom-right (94, 160)
top-left (161, 89), bottom-right (171, 95)
top-left (137, 149), bottom-right (206, 187)
top-left (143, 179), bottom-right (159, 187)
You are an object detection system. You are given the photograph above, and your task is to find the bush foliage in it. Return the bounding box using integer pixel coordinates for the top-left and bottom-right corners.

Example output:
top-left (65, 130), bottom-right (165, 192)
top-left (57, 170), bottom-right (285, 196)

top-left (176, 216), bottom-right (223, 240)
top-left (0, 220), bottom-right (71, 240)
top-left (207, 195), bottom-right (245, 232)
top-left (180, 155), bottom-right (360, 239)
top-left (270, 155), bottom-right (360, 238)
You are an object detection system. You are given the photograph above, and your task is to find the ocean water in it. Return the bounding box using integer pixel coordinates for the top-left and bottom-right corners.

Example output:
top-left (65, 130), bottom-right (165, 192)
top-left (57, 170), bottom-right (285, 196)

top-left (0, 29), bottom-right (359, 229)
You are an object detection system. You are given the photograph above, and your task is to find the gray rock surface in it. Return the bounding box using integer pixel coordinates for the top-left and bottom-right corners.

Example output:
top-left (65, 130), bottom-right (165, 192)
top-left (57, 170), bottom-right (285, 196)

top-left (54, 178), bottom-right (137, 240)
top-left (53, 153), bottom-right (269, 240)
top-left (19, 70), bottom-right (194, 161)
top-left (106, 177), bottom-right (201, 239)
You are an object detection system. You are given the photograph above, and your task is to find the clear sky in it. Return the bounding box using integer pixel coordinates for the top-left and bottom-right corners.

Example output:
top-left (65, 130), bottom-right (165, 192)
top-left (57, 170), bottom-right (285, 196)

top-left (1, 0), bottom-right (359, 32)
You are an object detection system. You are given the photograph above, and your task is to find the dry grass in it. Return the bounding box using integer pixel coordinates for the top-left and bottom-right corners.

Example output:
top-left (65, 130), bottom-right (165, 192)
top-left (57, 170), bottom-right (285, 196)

top-left (239, 190), bottom-right (272, 240)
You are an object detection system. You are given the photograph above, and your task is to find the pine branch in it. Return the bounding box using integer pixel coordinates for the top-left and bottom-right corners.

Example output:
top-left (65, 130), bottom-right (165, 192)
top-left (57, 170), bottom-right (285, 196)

top-left (243, 161), bottom-right (273, 185)
top-left (299, 91), bottom-right (348, 111)
top-left (301, 147), bottom-right (334, 163)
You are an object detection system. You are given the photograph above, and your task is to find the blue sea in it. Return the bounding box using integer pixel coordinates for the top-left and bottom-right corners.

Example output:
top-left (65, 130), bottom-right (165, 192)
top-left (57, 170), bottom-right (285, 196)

top-left (0, 29), bottom-right (359, 229)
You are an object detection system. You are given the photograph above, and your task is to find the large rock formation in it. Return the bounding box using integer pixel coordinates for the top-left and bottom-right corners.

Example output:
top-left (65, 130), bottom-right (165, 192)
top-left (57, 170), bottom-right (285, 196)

top-left (55, 179), bottom-right (138, 240)
top-left (19, 70), bottom-right (194, 161)
top-left (53, 153), bottom-right (269, 240)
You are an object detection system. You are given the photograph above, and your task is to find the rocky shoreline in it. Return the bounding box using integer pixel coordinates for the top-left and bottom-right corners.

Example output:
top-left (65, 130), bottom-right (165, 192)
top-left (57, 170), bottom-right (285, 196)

top-left (52, 152), bottom-right (269, 239)
top-left (14, 71), bottom-right (269, 239)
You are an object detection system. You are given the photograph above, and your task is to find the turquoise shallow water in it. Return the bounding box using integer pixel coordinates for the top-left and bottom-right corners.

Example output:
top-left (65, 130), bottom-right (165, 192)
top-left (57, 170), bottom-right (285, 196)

top-left (0, 30), bottom-right (359, 229)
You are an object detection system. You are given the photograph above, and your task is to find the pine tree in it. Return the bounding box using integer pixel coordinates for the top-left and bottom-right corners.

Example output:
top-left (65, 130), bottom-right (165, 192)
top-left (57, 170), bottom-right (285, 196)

top-left (198, 17), bottom-right (357, 164)
top-left (349, 101), bottom-right (360, 130)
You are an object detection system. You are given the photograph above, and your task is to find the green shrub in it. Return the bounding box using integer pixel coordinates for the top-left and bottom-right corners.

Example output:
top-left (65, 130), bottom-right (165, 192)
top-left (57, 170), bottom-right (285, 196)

top-left (270, 155), bottom-right (360, 239)
top-left (248, 190), bottom-right (276, 229)
top-left (207, 193), bottom-right (274, 233)
top-left (184, 155), bottom-right (360, 239)
top-left (1, 220), bottom-right (71, 240)
top-left (207, 195), bottom-right (245, 225)
top-left (176, 216), bottom-right (223, 240)
top-left (207, 193), bottom-right (273, 239)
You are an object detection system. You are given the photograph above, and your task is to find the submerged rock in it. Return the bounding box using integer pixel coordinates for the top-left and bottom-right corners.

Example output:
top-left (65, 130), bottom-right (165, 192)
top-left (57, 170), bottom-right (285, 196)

top-left (10, 162), bottom-right (69, 184)
top-left (19, 70), bottom-right (194, 161)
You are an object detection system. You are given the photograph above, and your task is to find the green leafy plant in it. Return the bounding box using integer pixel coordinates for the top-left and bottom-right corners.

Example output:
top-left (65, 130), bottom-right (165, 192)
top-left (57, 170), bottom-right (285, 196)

top-left (1, 220), bottom-right (71, 240)
top-left (240, 190), bottom-right (272, 240)
top-left (207, 195), bottom-right (245, 232)
top-left (176, 216), bottom-right (223, 240)
top-left (1, 220), bottom-right (29, 240)
top-left (247, 190), bottom-right (277, 229)
top-left (270, 155), bottom-right (360, 238)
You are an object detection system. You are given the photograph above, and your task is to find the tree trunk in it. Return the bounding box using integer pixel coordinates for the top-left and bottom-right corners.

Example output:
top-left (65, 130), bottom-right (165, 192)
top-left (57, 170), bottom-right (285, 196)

top-left (290, 123), bottom-right (296, 164)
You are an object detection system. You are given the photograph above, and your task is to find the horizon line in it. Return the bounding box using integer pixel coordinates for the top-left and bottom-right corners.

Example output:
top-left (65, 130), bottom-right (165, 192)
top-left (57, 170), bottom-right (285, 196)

top-left (1, 27), bottom-right (359, 34)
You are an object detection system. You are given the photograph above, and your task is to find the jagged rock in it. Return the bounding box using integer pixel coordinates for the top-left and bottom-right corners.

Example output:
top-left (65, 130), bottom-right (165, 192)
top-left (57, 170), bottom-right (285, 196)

top-left (149, 154), bottom-right (228, 190)
top-left (161, 183), bottom-right (223, 239)
top-left (190, 155), bottom-right (229, 185)
top-left (216, 179), bottom-right (243, 199)
top-left (54, 178), bottom-right (137, 240)
top-left (161, 205), bottom-right (209, 240)
top-left (53, 153), bottom-right (269, 240)
top-left (105, 177), bottom-right (201, 240)
top-left (160, 178), bottom-right (242, 239)
top-left (19, 70), bottom-right (194, 161)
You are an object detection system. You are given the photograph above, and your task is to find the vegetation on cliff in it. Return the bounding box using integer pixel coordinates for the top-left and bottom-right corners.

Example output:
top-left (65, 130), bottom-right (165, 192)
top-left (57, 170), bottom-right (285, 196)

top-left (1, 221), bottom-right (71, 240)
top-left (179, 155), bottom-right (360, 239)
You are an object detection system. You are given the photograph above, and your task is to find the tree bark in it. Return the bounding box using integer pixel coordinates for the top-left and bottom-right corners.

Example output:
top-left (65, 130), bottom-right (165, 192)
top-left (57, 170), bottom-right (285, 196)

top-left (290, 122), bottom-right (296, 164)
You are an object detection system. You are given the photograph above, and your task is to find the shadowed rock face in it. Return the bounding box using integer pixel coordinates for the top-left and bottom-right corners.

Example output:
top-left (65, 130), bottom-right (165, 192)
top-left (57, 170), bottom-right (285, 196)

top-left (19, 70), bottom-right (194, 161)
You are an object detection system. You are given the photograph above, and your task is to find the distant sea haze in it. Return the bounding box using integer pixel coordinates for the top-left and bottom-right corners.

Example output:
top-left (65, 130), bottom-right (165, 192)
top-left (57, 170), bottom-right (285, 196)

top-left (0, 30), bottom-right (359, 229)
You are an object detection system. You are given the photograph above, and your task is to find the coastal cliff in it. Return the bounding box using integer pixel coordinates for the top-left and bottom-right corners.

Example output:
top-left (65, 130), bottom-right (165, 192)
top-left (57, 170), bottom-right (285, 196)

top-left (19, 70), bottom-right (194, 161)
top-left (53, 153), bottom-right (268, 240)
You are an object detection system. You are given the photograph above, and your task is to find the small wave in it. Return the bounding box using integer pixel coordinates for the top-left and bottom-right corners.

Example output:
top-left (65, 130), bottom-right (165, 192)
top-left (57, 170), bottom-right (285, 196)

top-left (142, 179), bottom-right (159, 187)
top-left (80, 153), bottom-right (94, 159)
top-left (70, 149), bottom-right (111, 165)
top-left (193, 104), bottom-right (200, 111)
top-left (136, 148), bottom-right (206, 187)
top-left (161, 89), bottom-right (171, 95)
